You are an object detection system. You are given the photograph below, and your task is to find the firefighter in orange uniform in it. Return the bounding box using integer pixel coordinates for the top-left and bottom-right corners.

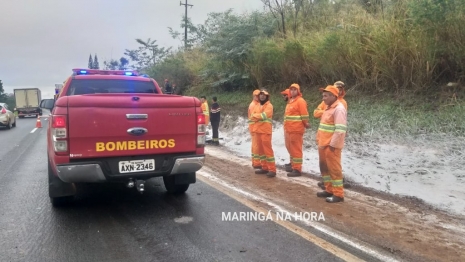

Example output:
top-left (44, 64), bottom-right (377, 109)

top-left (284, 84), bottom-right (310, 177)
top-left (313, 81), bottom-right (347, 119)
top-left (249, 90), bottom-right (261, 168)
top-left (314, 81), bottom-right (347, 189)
top-left (200, 96), bottom-right (210, 126)
top-left (316, 85), bottom-right (348, 203)
top-left (249, 89), bottom-right (276, 177)
top-left (281, 88), bottom-right (293, 172)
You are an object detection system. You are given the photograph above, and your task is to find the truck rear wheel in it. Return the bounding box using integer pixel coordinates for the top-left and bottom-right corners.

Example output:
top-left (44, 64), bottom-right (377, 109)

top-left (48, 157), bottom-right (76, 207)
top-left (51, 196), bottom-right (74, 207)
top-left (163, 174), bottom-right (191, 194)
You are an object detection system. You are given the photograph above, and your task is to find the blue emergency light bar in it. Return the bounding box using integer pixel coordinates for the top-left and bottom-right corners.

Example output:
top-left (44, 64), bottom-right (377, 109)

top-left (72, 68), bottom-right (139, 76)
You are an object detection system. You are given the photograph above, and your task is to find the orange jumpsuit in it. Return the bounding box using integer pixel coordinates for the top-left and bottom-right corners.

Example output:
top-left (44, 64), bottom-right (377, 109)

top-left (317, 100), bottom-right (347, 198)
top-left (201, 101), bottom-right (210, 125)
top-left (249, 99), bottom-right (260, 167)
top-left (250, 99), bottom-right (276, 173)
top-left (284, 84), bottom-right (310, 172)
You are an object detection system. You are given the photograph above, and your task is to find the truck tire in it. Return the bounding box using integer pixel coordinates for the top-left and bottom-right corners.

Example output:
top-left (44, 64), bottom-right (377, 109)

top-left (6, 120), bottom-right (12, 129)
top-left (12, 119), bottom-right (16, 127)
top-left (51, 195), bottom-right (74, 207)
top-left (163, 174), bottom-right (190, 194)
top-left (48, 157), bottom-right (76, 207)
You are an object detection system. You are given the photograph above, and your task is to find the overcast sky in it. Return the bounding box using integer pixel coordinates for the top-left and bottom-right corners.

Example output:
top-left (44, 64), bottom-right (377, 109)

top-left (0, 0), bottom-right (264, 98)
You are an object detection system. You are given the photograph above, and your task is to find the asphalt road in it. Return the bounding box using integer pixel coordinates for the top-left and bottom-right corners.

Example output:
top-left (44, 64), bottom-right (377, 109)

top-left (0, 116), bottom-right (344, 262)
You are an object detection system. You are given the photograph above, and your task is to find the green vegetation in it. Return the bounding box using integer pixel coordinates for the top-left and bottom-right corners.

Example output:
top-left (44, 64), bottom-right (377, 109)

top-left (147, 0), bottom-right (465, 95)
top-left (106, 0), bottom-right (465, 137)
top-left (88, 54), bottom-right (101, 69)
top-left (186, 87), bottom-right (465, 137)
top-left (0, 80), bottom-right (15, 109)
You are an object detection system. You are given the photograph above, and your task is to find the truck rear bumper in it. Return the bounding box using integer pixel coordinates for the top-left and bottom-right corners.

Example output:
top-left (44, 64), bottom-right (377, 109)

top-left (57, 164), bottom-right (107, 183)
top-left (170, 156), bottom-right (205, 175)
top-left (56, 155), bottom-right (205, 183)
top-left (17, 108), bottom-right (41, 114)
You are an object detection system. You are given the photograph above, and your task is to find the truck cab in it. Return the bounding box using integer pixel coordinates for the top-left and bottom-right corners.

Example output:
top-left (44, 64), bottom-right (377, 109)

top-left (41, 69), bottom-right (206, 206)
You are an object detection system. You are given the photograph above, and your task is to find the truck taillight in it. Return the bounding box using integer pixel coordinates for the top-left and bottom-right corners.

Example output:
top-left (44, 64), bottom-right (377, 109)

top-left (197, 114), bottom-right (205, 124)
top-left (53, 141), bottom-right (68, 152)
top-left (0, 108), bottom-right (6, 114)
top-left (52, 115), bottom-right (68, 153)
top-left (53, 116), bottom-right (66, 128)
top-left (197, 114), bottom-right (206, 147)
top-left (53, 128), bottom-right (67, 139)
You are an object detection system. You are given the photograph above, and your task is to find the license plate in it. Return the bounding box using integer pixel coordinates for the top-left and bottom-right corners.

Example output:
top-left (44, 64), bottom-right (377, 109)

top-left (118, 159), bottom-right (155, 173)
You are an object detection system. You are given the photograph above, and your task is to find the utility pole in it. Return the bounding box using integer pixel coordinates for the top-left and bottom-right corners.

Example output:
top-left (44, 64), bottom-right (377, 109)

top-left (180, 0), bottom-right (193, 50)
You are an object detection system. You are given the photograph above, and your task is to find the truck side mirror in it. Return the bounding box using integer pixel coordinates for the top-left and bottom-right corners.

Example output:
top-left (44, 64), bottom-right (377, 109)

top-left (40, 99), bottom-right (55, 110)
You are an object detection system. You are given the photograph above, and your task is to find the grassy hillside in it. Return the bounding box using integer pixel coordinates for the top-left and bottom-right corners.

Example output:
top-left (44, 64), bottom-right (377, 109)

top-left (148, 0), bottom-right (464, 96)
top-left (186, 86), bottom-right (465, 137)
top-left (142, 0), bottom-right (465, 137)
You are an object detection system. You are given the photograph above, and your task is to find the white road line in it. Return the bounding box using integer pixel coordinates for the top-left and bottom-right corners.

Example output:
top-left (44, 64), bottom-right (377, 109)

top-left (198, 170), bottom-right (401, 262)
top-left (30, 128), bottom-right (37, 133)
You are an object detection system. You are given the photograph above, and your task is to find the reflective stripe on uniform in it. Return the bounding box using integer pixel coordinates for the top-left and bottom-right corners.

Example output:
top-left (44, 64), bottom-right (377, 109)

top-left (203, 102), bottom-right (210, 116)
top-left (284, 115), bottom-right (302, 121)
top-left (335, 124), bottom-right (347, 133)
top-left (258, 119), bottom-right (272, 124)
top-left (318, 123), bottom-right (335, 133)
top-left (332, 179), bottom-right (344, 187)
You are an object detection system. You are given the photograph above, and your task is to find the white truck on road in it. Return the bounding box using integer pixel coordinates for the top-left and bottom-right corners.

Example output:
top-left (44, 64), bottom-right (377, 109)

top-left (14, 88), bottom-right (42, 118)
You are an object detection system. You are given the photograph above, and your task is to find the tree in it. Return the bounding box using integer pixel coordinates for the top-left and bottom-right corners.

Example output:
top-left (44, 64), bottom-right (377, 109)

top-left (290, 0), bottom-right (303, 37)
top-left (0, 80), bottom-right (7, 102)
top-left (124, 38), bottom-right (171, 71)
top-left (198, 11), bottom-right (278, 91)
top-left (103, 57), bottom-right (130, 70)
top-left (93, 54), bottom-right (100, 69)
top-left (168, 15), bottom-right (208, 48)
top-left (119, 57), bottom-right (129, 70)
top-left (88, 54), bottom-right (94, 69)
top-left (262, 0), bottom-right (288, 37)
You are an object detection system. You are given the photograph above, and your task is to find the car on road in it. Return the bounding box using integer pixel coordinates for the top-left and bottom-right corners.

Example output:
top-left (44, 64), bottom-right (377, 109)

top-left (0, 102), bottom-right (16, 129)
top-left (40, 69), bottom-right (206, 207)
